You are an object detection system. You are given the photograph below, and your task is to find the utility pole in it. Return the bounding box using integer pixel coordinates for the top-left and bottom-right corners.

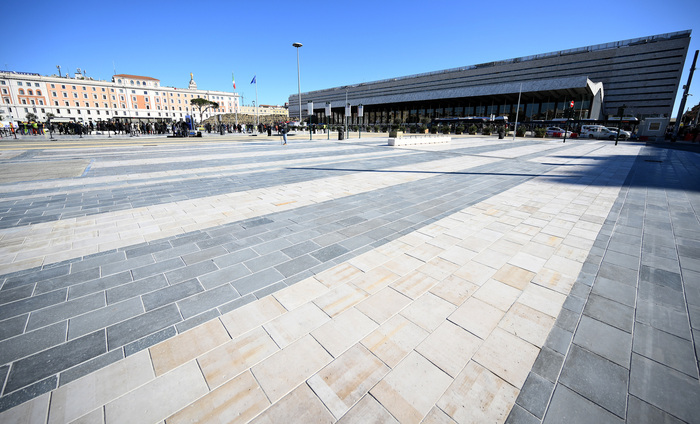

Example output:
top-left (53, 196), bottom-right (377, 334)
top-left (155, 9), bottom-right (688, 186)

top-left (674, 50), bottom-right (698, 138)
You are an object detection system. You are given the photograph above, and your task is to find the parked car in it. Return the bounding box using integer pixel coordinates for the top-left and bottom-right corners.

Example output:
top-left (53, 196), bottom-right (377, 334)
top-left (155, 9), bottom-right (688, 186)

top-left (546, 127), bottom-right (574, 137)
top-left (581, 125), bottom-right (608, 138)
top-left (605, 127), bottom-right (632, 139)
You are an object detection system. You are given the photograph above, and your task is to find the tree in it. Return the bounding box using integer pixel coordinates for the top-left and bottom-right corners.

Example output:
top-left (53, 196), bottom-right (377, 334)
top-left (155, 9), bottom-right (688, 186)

top-left (190, 98), bottom-right (219, 124)
top-left (25, 112), bottom-right (38, 122)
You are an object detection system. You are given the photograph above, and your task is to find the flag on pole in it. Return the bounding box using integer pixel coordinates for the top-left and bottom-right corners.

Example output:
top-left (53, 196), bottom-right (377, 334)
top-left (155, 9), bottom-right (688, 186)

top-left (251, 76), bottom-right (256, 84)
top-left (232, 72), bottom-right (236, 89)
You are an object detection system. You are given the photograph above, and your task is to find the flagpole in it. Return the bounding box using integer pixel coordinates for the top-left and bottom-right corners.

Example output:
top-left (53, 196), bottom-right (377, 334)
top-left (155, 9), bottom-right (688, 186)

top-left (233, 72), bottom-right (238, 127)
top-left (254, 77), bottom-right (259, 130)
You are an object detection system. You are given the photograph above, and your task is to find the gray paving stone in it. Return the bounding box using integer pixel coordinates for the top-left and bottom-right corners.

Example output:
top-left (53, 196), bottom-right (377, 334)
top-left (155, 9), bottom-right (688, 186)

top-left (218, 294), bottom-right (257, 315)
top-left (505, 404), bottom-right (540, 424)
top-left (58, 349), bottom-right (124, 387)
top-left (597, 263), bottom-right (638, 286)
top-left (26, 292), bottom-right (105, 331)
top-left (0, 289), bottom-right (67, 321)
top-left (558, 345), bottom-right (629, 418)
top-left (542, 384), bottom-right (623, 424)
top-left (67, 271), bottom-right (133, 300)
top-left (0, 376), bottom-right (57, 413)
top-left (281, 240), bottom-right (322, 258)
top-left (0, 284), bottom-right (35, 307)
top-left (34, 268), bottom-right (101, 295)
top-left (231, 268), bottom-right (285, 296)
top-left (562, 294), bottom-right (585, 314)
top-left (252, 238), bottom-right (293, 256)
top-left (213, 248), bottom-right (260, 269)
top-left (4, 330), bottom-right (106, 394)
top-left (532, 346), bottom-right (565, 383)
top-left (169, 231), bottom-right (210, 248)
top-left (142, 279), bottom-right (204, 311)
top-left (106, 304), bottom-right (181, 350)
top-left (124, 326), bottom-right (177, 356)
top-left (590, 276), bottom-right (636, 307)
top-left (164, 260), bottom-right (218, 285)
top-left (0, 321), bottom-right (67, 365)
top-left (582, 294), bottom-right (634, 333)
top-left (679, 255), bottom-right (700, 273)
top-left (516, 372), bottom-right (554, 419)
top-left (124, 241), bottom-right (172, 259)
top-left (181, 246), bottom-right (228, 266)
top-left (102, 254), bottom-right (156, 277)
top-left (275, 254), bottom-right (322, 278)
top-left (177, 284), bottom-right (239, 319)
top-left (554, 308), bottom-right (579, 333)
top-left (635, 299), bottom-right (692, 341)
top-left (176, 309), bottom-right (221, 333)
top-left (152, 242), bottom-right (200, 261)
top-left (629, 353), bottom-right (700, 424)
top-left (0, 315), bottom-right (28, 342)
top-left (1, 264), bottom-right (70, 291)
top-left (632, 322), bottom-right (697, 378)
top-left (68, 297), bottom-right (145, 341)
top-left (253, 281), bottom-right (287, 299)
top-left (131, 257), bottom-right (186, 282)
top-left (544, 325), bottom-right (574, 355)
top-left (106, 274), bottom-right (168, 304)
top-left (626, 395), bottom-right (686, 424)
top-left (0, 365), bottom-right (7, 391)
top-left (642, 255), bottom-right (681, 274)
top-left (243, 250), bottom-right (290, 273)
top-left (69, 251), bottom-right (126, 273)
top-left (572, 316), bottom-right (632, 369)
top-left (601, 251), bottom-right (639, 271)
top-left (198, 264), bottom-right (251, 290)
top-left (196, 234), bottom-right (236, 250)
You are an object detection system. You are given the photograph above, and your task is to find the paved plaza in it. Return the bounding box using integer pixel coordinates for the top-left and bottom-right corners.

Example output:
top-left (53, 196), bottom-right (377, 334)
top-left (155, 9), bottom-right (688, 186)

top-left (0, 132), bottom-right (698, 423)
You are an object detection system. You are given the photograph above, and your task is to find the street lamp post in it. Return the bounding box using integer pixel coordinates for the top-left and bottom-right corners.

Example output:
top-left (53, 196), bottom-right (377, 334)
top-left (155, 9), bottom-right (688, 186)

top-left (293, 42), bottom-right (303, 130)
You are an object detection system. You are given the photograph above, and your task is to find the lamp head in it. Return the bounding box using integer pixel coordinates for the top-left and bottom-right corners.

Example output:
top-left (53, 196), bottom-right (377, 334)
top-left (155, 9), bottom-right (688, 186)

top-left (292, 42), bottom-right (303, 48)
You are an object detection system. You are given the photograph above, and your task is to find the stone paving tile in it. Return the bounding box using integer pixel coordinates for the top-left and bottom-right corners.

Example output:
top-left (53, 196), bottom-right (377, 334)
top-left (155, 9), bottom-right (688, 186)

top-left (310, 308), bottom-right (377, 358)
top-left (251, 383), bottom-right (334, 424)
top-left (361, 314), bottom-right (429, 368)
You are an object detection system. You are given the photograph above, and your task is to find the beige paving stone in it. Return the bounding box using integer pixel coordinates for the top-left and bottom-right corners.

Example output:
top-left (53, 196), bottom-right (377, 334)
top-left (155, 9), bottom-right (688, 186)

top-left (382, 253), bottom-right (425, 277)
top-left (518, 283), bottom-right (568, 318)
top-left (315, 263), bottom-right (364, 288)
top-left (406, 243), bottom-right (444, 262)
top-left (457, 236), bottom-right (492, 254)
top-left (390, 270), bottom-right (439, 300)
top-left (272, 277), bottom-right (329, 310)
top-left (251, 334), bottom-right (333, 403)
top-left (508, 251), bottom-right (547, 274)
top-left (491, 263), bottom-right (535, 290)
top-left (104, 360), bottom-right (208, 424)
top-left (401, 231), bottom-right (434, 247)
top-left (499, 302), bottom-right (556, 347)
top-left (347, 250), bottom-right (392, 273)
top-left (531, 232), bottom-right (563, 247)
top-left (437, 361), bottom-right (519, 424)
top-left (48, 350), bottom-right (155, 424)
top-left (355, 287), bottom-right (412, 325)
top-left (361, 315), bottom-right (429, 368)
top-left (313, 283), bottom-right (369, 318)
top-left (438, 245), bottom-right (477, 266)
top-left (0, 392), bottom-right (50, 424)
top-left (489, 239), bottom-right (521, 256)
top-left (453, 261), bottom-right (496, 286)
top-left (429, 275), bottom-right (478, 306)
top-left (311, 308), bottom-right (378, 357)
top-left (220, 295), bottom-right (287, 339)
top-left (472, 327), bottom-right (539, 388)
top-left (417, 257), bottom-right (461, 281)
top-left (400, 292), bottom-right (456, 332)
top-left (416, 320), bottom-right (482, 377)
top-left (251, 383), bottom-right (335, 424)
top-left (532, 267), bottom-right (577, 294)
top-left (448, 297), bottom-right (504, 340)
top-left (370, 351), bottom-right (452, 424)
top-left (349, 266), bottom-right (400, 294)
top-left (150, 318), bottom-right (230, 377)
top-left (264, 302), bottom-right (331, 348)
top-left (374, 240), bottom-right (413, 258)
top-left (198, 326), bottom-right (279, 389)
top-left (166, 370), bottom-right (269, 424)
top-left (426, 233), bottom-right (461, 250)
top-left (472, 279), bottom-right (521, 312)
top-left (544, 255), bottom-right (583, 278)
top-left (307, 344), bottom-right (389, 419)
top-left (336, 394), bottom-right (398, 424)
top-left (554, 243), bottom-right (590, 263)
top-left (70, 407), bottom-right (103, 424)
top-left (422, 406), bottom-right (457, 424)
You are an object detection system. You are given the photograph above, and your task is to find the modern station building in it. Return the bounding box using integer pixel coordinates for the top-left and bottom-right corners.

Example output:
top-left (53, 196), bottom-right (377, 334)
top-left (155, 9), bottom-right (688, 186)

top-left (289, 30), bottom-right (692, 126)
top-left (0, 71), bottom-right (239, 124)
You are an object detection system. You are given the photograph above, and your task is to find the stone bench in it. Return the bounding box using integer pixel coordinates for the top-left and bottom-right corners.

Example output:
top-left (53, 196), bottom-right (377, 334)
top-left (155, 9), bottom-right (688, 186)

top-left (388, 135), bottom-right (451, 146)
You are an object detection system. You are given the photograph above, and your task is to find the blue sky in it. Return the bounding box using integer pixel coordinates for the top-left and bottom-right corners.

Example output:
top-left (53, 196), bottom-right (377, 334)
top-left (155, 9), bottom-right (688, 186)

top-left (3, 0), bottom-right (700, 115)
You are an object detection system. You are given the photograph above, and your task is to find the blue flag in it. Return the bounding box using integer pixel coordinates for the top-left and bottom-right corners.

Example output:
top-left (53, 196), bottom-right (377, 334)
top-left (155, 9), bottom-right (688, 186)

top-left (251, 76), bottom-right (256, 84)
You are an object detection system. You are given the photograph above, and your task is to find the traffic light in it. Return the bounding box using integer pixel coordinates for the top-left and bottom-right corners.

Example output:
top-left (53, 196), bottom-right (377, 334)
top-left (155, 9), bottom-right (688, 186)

top-left (570, 100), bottom-right (575, 108)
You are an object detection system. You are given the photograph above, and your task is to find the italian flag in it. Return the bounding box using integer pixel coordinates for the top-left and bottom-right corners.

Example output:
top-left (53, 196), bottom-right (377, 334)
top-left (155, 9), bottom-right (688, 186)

top-left (232, 72), bottom-right (236, 89)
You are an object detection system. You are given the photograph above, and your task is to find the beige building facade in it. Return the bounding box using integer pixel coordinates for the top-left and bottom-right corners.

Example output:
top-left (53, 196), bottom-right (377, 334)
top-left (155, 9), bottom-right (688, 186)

top-left (0, 71), bottom-right (239, 123)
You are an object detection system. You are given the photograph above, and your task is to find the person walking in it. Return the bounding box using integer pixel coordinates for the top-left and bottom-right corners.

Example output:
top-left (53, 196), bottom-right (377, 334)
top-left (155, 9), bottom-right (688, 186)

top-left (281, 124), bottom-right (287, 145)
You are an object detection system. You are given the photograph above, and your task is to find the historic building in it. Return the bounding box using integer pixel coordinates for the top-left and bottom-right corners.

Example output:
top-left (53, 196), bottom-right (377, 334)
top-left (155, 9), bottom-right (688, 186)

top-left (0, 71), bottom-right (239, 124)
top-left (289, 31), bottom-right (692, 125)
